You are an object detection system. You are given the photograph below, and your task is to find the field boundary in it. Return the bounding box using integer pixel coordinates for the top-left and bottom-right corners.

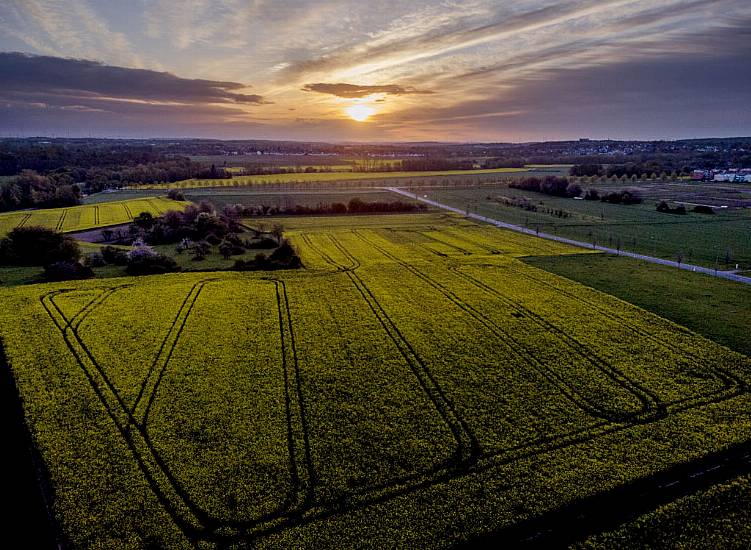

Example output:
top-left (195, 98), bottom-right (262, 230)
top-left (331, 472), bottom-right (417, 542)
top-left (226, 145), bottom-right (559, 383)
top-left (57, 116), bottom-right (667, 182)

top-left (386, 187), bottom-right (751, 285)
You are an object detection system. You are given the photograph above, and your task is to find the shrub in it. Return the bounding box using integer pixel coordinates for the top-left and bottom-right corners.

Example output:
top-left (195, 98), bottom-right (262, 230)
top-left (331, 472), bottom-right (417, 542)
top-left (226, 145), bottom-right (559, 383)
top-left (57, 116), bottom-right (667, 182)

top-left (100, 246), bottom-right (129, 266)
top-left (0, 226), bottom-right (80, 266)
top-left (693, 205), bottom-right (715, 215)
top-left (246, 237), bottom-right (278, 249)
top-left (205, 233), bottom-right (222, 246)
top-left (270, 240), bottom-right (302, 268)
top-left (84, 252), bottom-right (107, 268)
top-left (656, 201), bottom-right (687, 215)
top-left (192, 240), bottom-right (211, 259)
top-left (125, 252), bottom-right (180, 275)
top-left (43, 261), bottom-right (94, 281)
top-left (219, 239), bottom-right (246, 259)
top-left (566, 183), bottom-right (583, 198)
top-left (584, 188), bottom-right (600, 201)
top-left (602, 189), bottom-right (642, 205)
top-left (167, 189), bottom-right (185, 201)
top-left (133, 211), bottom-right (155, 230)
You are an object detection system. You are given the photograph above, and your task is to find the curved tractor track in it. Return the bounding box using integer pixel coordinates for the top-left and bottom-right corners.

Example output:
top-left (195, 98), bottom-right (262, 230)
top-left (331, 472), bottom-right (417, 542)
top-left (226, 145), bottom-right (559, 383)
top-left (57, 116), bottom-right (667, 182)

top-left (30, 228), bottom-right (751, 545)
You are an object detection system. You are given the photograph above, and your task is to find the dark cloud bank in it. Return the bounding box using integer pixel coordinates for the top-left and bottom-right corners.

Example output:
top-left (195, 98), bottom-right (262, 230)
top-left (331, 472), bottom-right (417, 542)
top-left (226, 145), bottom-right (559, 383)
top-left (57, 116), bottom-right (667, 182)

top-left (302, 83), bottom-right (433, 98)
top-left (0, 52), bottom-right (267, 107)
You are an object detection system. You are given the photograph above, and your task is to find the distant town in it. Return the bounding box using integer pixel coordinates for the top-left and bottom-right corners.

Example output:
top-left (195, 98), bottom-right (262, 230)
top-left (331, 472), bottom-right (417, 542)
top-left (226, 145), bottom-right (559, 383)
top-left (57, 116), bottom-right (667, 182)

top-left (692, 168), bottom-right (751, 182)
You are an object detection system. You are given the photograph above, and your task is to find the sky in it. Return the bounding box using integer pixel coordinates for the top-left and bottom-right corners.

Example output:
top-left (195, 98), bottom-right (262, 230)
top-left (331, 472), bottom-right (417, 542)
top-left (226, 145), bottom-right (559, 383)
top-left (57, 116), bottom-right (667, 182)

top-left (0, 0), bottom-right (749, 142)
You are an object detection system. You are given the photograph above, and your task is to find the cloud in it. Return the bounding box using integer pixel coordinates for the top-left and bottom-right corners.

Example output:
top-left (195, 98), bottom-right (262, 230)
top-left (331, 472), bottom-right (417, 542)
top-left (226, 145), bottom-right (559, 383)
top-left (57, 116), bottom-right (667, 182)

top-left (302, 82), bottom-right (433, 98)
top-left (279, 0), bottom-right (627, 81)
top-left (0, 0), bottom-right (143, 67)
top-left (0, 52), bottom-right (268, 105)
top-left (377, 28), bottom-right (751, 141)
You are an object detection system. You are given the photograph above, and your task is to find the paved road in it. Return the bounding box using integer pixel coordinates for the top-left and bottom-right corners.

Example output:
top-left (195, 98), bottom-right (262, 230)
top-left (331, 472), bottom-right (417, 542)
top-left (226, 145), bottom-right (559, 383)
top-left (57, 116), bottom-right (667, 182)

top-left (387, 187), bottom-right (751, 286)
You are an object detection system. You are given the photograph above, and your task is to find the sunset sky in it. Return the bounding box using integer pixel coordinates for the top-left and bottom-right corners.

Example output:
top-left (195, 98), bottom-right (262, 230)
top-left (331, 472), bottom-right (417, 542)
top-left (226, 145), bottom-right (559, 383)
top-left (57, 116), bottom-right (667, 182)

top-left (1, 0), bottom-right (749, 142)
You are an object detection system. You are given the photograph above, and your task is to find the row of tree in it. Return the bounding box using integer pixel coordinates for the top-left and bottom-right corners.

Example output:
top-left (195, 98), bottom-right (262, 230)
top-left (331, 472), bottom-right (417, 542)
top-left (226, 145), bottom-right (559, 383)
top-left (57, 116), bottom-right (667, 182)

top-left (239, 198), bottom-right (427, 217)
top-left (570, 163), bottom-right (685, 178)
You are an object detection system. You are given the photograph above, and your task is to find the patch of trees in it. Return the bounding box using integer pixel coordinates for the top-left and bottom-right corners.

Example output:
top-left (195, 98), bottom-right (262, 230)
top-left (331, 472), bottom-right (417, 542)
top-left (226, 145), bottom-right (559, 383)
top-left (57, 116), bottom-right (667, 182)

top-left (233, 240), bottom-right (301, 271)
top-left (509, 176), bottom-right (582, 198)
top-left (0, 226), bottom-right (81, 266)
top-left (656, 201), bottom-right (687, 215)
top-left (122, 201), bottom-right (239, 246)
top-left (583, 188), bottom-right (642, 204)
top-left (0, 226), bottom-right (91, 281)
top-left (241, 198), bottom-right (427, 217)
top-left (599, 189), bottom-right (643, 205)
top-left (114, 202), bottom-right (302, 270)
top-left (0, 170), bottom-right (82, 212)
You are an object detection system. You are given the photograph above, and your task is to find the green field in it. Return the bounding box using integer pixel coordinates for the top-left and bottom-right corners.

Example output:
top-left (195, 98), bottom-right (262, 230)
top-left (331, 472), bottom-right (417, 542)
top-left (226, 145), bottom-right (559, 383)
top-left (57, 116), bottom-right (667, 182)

top-left (133, 168), bottom-right (529, 190)
top-left (0, 197), bottom-right (188, 236)
top-left (419, 185), bottom-right (751, 269)
top-left (1, 213), bottom-right (749, 547)
top-left (524, 254), bottom-right (751, 357)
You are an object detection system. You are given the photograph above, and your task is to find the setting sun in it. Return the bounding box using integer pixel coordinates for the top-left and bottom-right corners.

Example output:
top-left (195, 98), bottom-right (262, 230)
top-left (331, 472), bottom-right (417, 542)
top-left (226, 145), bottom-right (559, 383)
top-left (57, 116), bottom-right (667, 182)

top-left (345, 104), bottom-right (375, 122)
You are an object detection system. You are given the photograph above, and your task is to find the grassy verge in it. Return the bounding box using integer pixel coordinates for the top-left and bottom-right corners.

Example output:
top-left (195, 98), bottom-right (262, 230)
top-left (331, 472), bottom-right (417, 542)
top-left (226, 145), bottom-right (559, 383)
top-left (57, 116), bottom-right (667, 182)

top-left (523, 253), bottom-right (751, 357)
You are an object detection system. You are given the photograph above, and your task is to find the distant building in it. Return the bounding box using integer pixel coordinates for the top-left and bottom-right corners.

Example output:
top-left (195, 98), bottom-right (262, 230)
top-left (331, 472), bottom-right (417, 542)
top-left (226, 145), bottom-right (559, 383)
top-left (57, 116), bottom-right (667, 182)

top-left (713, 172), bottom-right (751, 183)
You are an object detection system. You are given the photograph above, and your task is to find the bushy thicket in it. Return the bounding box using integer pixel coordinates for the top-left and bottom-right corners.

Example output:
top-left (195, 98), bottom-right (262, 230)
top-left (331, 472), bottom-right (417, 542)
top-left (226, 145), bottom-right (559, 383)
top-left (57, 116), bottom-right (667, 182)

top-left (125, 242), bottom-right (180, 275)
top-left (0, 226), bottom-right (80, 266)
top-left (43, 261), bottom-right (93, 281)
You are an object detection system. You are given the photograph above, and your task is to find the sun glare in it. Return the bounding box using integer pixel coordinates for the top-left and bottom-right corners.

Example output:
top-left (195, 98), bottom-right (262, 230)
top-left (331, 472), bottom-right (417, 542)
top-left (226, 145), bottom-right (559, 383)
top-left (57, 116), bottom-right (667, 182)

top-left (345, 104), bottom-right (375, 122)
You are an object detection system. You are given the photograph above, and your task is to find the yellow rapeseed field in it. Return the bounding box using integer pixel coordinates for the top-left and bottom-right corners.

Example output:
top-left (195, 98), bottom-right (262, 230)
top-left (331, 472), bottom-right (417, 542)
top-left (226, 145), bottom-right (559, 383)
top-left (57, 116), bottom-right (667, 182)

top-left (0, 213), bottom-right (748, 547)
top-left (0, 197), bottom-right (188, 236)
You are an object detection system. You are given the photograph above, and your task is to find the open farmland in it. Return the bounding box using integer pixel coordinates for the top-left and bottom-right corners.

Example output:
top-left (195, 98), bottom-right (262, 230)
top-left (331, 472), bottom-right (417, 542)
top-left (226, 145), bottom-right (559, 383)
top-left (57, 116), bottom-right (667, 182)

top-left (417, 184), bottom-right (751, 269)
top-left (0, 213), bottom-right (749, 547)
top-left (133, 168), bottom-right (530, 190)
top-left (0, 197), bottom-right (188, 237)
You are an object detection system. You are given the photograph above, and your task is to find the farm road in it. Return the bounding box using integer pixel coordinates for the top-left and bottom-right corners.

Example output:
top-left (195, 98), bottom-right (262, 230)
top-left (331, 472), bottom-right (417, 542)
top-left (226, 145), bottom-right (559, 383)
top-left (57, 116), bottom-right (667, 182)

top-left (387, 187), bottom-right (751, 286)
